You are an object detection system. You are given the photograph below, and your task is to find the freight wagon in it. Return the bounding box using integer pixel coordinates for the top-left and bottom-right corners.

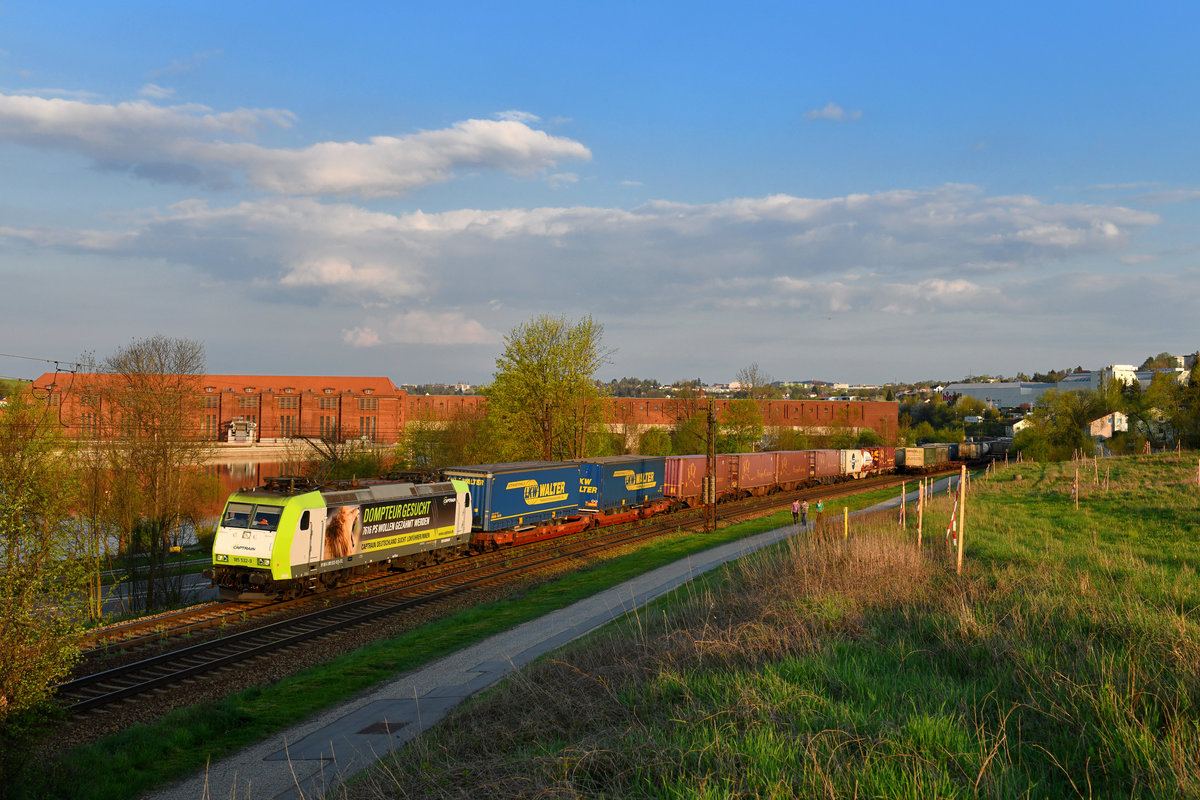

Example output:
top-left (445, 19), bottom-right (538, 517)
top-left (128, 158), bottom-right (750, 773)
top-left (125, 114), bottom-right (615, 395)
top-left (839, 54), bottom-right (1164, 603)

top-left (574, 455), bottom-right (666, 512)
top-left (443, 461), bottom-right (581, 532)
top-left (729, 452), bottom-right (777, 497)
top-left (896, 445), bottom-right (952, 472)
top-left (663, 454), bottom-right (733, 505)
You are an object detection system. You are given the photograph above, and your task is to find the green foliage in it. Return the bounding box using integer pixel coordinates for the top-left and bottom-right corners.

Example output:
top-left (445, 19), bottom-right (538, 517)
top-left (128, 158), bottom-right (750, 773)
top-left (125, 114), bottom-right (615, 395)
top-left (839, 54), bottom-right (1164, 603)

top-left (1139, 351), bottom-right (1178, 370)
top-left (672, 412), bottom-right (708, 455)
top-left (637, 427), bottom-right (672, 457)
top-left (856, 429), bottom-right (884, 447)
top-left (719, 398), bottom-right (764, 452)
top-left (0, 378), bottom-right (29, 401)
top-left (768, 427), bottom-right (813, 451)
top-left (0, 401), bottom-right (88, 790)
top-left (601, 377), bottom-right (666, 398)
top-left (482, 315), bottom-right (611, 461)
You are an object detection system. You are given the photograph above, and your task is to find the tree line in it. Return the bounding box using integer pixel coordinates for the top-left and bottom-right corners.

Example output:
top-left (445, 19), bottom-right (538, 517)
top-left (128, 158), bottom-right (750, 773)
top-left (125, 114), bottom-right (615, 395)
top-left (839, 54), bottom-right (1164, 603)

top-left (1012, 366), bottom-right (1200, 461)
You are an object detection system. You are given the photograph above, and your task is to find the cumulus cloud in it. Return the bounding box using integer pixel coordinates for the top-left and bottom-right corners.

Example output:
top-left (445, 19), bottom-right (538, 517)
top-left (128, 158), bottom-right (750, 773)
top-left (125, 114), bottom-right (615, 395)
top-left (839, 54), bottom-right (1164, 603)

top-left (804, 101), bottom-right (862, 122)
top-left (0, 184), bottom-right (1159, 328)
top-left (495, 110), bottom-right (540, 124)
top-left (342, 327), bottom-right (382, 347)
top-left (139, 83), bottom-right (175, 99)
top-left (0, 92), bottom-right (591, 196)
top-left (344, 311), bottom-right (500, 346)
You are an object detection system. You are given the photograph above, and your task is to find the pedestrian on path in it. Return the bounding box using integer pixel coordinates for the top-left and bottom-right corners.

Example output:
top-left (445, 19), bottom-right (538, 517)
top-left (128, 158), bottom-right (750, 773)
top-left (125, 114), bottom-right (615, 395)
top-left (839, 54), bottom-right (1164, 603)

top-left (791, 499), bottom-right (800, 527)
top-left (800, 499), bottom-right (809, 527)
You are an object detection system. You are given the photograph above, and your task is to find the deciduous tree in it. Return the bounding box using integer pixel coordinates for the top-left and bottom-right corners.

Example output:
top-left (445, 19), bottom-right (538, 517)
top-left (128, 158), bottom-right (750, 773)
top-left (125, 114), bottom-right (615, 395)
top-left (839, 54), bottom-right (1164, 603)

top-left (0, 397), bottom-right (88, 785)
top-left (483, 315), bottom-right (612, 461)
top-left (101, 335), bottom-right (216, 611)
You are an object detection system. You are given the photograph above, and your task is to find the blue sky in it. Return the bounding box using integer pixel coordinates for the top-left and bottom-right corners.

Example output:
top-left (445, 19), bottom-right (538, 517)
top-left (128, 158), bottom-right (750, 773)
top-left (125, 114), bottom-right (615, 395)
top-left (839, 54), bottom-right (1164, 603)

top-left (2, 2), bottom-right (1197, 386)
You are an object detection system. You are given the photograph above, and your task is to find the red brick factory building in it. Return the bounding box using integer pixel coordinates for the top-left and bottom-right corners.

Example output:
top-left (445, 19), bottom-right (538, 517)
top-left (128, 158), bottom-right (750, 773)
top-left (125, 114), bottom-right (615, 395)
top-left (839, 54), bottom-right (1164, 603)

top-left (29, 373), bottom-right (898, 447)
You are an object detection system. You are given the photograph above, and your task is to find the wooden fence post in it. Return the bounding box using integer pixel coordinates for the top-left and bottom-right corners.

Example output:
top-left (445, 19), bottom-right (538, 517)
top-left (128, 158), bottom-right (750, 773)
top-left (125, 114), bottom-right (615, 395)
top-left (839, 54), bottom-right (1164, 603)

top-left (956, 464), bottom-right (966, 575)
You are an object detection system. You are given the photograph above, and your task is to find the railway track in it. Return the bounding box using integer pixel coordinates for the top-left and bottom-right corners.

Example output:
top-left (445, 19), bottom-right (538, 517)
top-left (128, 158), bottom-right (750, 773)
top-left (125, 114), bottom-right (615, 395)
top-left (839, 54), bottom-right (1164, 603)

top-left (59, 467), bottom-right (959, 718)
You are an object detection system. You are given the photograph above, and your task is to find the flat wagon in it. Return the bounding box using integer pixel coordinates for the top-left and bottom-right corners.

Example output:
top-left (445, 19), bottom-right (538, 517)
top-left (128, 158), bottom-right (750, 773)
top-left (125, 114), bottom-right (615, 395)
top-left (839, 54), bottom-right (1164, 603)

top-left (574, 455), bottom-right (666, 512)
top-left (443, 461), bottom-right (581, 532)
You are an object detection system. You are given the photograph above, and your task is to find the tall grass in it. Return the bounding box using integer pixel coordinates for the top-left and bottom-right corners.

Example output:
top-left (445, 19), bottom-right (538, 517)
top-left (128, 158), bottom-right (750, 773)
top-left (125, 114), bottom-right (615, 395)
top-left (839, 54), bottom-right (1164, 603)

top-left (349, 454), bottom-right (1200, 799)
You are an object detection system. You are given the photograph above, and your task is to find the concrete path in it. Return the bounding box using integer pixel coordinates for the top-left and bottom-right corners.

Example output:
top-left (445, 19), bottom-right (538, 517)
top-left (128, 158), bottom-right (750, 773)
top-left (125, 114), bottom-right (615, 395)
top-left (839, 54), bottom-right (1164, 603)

top-left (145, 476), bottom-right (956, 800)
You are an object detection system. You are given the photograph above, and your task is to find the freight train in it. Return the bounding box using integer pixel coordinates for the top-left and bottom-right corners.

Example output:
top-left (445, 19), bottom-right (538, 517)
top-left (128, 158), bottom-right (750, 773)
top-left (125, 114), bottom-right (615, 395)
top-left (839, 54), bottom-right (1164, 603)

top-left (204, 446), bottom-right (906, 600)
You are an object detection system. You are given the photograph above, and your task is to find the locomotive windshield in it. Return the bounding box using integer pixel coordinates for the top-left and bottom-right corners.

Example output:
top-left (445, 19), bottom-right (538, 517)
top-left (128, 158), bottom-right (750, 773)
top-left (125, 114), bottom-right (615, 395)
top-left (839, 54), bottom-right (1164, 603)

top-left (250, 506), bottom-right (283, 530)
top-left (222, 503), bottom-right (252, 528)
top-left (222, 502), bottom-right (283, 531)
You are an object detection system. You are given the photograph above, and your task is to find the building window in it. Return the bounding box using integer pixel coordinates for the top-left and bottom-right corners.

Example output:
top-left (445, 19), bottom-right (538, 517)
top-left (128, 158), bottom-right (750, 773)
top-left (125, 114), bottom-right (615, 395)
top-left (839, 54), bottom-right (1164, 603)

top-left (358, 397), bottom-right (377, 410)
top-left (81, 412), bottom-right (99, 438)
top-left (281, 415), bottom-right (297, 438)
top-left (204, 414), bottom-right (219, 439)
top-left (320, 415), bottom-right (339, 439)
top-left (279, 396), bottom-right (298, 410)
top-left (360, 416), bottom-right (376, 440)
top-left (238, 396), bottom-right (259, 409)
top-left (319, 397), bottom-right (337, 410)
top-left (204, 396), bottom-right (218, 408)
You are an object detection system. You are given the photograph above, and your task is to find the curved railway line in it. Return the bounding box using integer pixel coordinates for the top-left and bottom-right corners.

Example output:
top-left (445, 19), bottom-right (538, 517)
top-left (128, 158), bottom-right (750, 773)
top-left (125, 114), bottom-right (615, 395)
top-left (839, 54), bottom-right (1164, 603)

top-left (58, 466), bottom-right (961, 723)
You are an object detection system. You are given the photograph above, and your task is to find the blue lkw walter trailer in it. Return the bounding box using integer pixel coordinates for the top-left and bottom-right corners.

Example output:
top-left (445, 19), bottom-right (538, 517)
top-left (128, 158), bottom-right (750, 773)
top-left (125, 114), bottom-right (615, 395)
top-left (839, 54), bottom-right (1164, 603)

top-left (574, 455), bottom-right (666, 512)
top-left (443, 461), bottom-right (581, 531)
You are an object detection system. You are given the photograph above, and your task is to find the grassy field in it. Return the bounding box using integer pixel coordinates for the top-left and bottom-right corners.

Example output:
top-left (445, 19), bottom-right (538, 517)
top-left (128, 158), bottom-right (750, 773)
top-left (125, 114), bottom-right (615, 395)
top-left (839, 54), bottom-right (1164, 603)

top-left (344, 454), bottom-right (1200, 799)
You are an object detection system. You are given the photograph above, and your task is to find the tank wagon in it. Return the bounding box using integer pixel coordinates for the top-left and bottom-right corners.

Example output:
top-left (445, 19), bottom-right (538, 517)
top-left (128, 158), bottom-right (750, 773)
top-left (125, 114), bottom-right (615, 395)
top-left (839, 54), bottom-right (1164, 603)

top-left (205, 475), bottom-right (472, 600)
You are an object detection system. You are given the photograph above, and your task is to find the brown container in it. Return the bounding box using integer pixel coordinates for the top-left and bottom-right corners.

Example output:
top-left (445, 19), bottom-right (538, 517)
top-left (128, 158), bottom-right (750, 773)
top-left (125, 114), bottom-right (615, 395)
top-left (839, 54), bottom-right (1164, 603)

top-left (774, 450), bottom-right (814, 488)
top-left (664, 455), bottom-right (732, 502)
top-left (731, 452), bottom-right (776, 494)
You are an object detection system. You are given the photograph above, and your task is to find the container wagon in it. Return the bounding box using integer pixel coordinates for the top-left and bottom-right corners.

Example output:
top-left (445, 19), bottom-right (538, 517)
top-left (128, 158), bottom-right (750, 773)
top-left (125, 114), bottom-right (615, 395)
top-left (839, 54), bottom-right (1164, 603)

top-left (574, 455), bottom-right (666, 512)
top-left (774, 449), bottom-right (841, 488)
top-left (443, 461), bottom-right (581, 532)
top-left (730, 452), bottom-right (777, 497)
top-left (663, 454), bottom-right (732, 505)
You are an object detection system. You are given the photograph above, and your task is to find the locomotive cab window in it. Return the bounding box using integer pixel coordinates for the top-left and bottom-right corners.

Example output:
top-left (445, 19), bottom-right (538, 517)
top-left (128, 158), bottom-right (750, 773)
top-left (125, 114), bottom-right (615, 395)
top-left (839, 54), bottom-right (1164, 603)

top-left (300, 510), bottom-right (310, 530)
top-left (222, 503), bottom-right (253, 528)
top-left (250, 506), bottom-right (283, 531)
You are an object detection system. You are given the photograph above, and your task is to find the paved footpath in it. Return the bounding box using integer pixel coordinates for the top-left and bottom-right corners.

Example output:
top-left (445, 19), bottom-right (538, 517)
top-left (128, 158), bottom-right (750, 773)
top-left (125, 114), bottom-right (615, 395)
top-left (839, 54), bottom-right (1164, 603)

top-left (146, 476), bottom-right (956, 800)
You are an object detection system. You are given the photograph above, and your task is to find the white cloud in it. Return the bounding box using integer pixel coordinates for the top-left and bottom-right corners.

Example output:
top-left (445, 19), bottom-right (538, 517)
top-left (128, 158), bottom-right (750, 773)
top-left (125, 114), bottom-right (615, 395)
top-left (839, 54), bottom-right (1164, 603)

top-left (547, 172), bottom-right (579, 188)
top-left (0, 92), bottom-right (591, 196)
top-left (347, 310), bottom-right (501, 346)
top-left (139, 83), bottom-right (175, 99)
top-left (804, 101), bottom-right (862, 122)
top-left (342, 327), bottom-right (382, 347)
top-left (495, 110), bottom-right (541, 124)
top-left (0, 185), bottom-right (1159, 330)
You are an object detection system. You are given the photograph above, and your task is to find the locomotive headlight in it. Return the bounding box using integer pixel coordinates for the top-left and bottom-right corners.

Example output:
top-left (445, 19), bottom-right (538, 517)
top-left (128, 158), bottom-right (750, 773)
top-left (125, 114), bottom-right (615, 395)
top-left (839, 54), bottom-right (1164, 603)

top-left (215, 553), bottom-right (229, 562)
top-left (257, 558), bottom-right (271, 566)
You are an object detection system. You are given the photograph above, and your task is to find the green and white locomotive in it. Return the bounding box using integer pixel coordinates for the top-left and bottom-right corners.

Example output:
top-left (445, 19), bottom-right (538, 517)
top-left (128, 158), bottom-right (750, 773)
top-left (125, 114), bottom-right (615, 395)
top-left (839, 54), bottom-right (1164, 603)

top-left (204, 476), bottom-right (474, 600)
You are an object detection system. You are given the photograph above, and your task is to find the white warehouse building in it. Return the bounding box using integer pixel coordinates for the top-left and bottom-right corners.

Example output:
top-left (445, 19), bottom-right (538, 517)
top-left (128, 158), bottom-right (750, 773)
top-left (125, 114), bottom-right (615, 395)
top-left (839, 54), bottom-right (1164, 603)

top-left (946, 361), bottom-right (1193, 412)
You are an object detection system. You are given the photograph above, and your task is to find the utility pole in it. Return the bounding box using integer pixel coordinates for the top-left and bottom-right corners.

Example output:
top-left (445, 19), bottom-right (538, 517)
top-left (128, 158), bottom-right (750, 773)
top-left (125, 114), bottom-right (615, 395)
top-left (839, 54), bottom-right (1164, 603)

top-left (705, 397), bottom-right (717, 532)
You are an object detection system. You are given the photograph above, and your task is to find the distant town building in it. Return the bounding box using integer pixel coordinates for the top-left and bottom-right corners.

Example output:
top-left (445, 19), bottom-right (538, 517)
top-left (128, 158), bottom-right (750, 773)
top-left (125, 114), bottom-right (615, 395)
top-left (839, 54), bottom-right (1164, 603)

top-left (1089, 412), bottom-right (1128, 440)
